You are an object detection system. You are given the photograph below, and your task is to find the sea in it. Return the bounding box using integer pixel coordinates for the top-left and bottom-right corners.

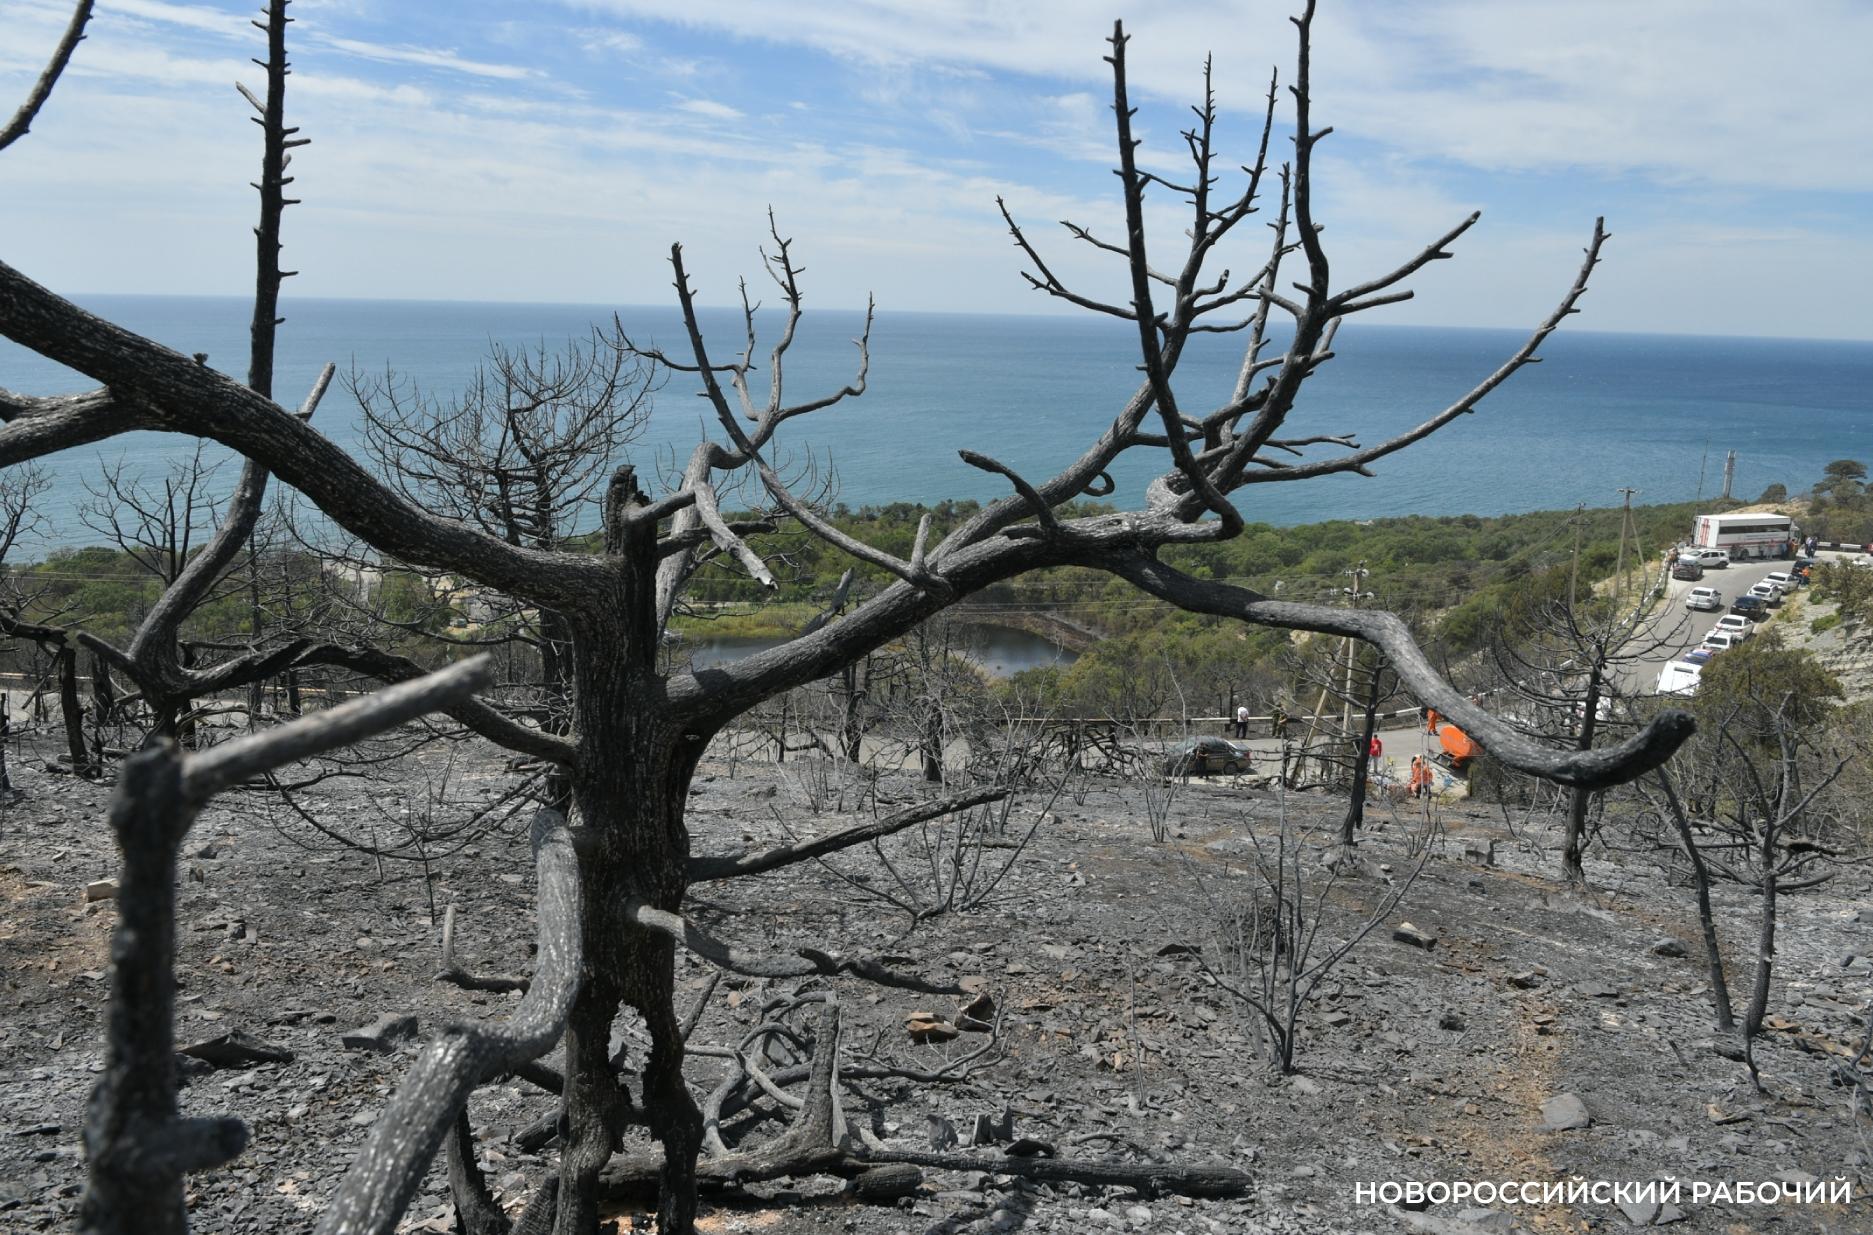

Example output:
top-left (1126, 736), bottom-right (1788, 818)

top-left (3, 295), bottom-right (1870, 554)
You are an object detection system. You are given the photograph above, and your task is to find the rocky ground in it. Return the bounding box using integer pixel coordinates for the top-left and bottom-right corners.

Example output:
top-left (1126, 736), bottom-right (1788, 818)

top-left (2, 733), bottom-right (1870, 1234)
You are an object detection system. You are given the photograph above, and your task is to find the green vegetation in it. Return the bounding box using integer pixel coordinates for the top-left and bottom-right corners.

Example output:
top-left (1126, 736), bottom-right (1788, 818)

top-left (1, 493), bottom-right (1748, 712)
top-left (1692, 630), bottom-right (1842, 742)
top-left (1799, 458), bottom-right (1872, 546)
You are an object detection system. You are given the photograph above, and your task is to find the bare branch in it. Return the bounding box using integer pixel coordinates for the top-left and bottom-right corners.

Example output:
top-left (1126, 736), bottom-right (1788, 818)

top-left (689, 788), bottom-right (1008, 881)
top-left (315, 809), bottom-right (582, 1235)
top-left (183, 655), bottom-right (494, 801)
top-left (623, 899), bottom-right (966, 995)
top-left (1109, 552), bottom-right (1692, 788)
top-left (1236, 220), bottom-right (1607, 486)
top-left (0, 0), bottom-right (94, 152)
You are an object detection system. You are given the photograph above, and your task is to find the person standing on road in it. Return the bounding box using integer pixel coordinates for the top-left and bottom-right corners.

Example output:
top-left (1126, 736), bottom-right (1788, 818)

top-left (1270, 702), bottom-right (1288, 739)
top-left (1368, 734), bottom-right (1383, 761)
top-left (1424, 707), bottom-right (1439, 734)
top-left (1234, 703), bottom-right (1250, 739)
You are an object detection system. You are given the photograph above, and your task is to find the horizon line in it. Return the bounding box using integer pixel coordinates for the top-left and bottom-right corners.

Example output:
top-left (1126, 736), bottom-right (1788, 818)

top-left (56, 291), bottom-right (1873, 349)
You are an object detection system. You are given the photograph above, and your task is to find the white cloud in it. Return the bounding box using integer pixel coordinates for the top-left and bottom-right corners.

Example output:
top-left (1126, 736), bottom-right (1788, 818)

top-left (674, 97), bottom-right (742, 121)
top-left (308, 33), bottom-right (537, 82)
top-left (106, 0), bottom-right (248, 37)
top-left (0, 0), bottom-right (1867, 339)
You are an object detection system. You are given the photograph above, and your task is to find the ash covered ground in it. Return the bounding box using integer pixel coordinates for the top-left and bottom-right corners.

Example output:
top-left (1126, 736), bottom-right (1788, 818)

top-left (2, 736), bottom-right (1869, 1233)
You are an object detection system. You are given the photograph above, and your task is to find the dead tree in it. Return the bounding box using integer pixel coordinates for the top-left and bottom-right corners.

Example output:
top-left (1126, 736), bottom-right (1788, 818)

top-left (0, 5), bottom-right (1697, 1232)
top-left (347, 326), bottom-right (658, 734)
top-left (1634, 647), bottom-right (1853, 1075)
top-left (1495, 585), bottom-right (1686, 883)
top-left (79, 658), bottom-right (518, 1235)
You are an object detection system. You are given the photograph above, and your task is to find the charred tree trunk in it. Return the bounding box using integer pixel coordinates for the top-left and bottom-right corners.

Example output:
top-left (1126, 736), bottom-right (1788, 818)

top-left (1654, 771), bottom-right (1734, 1031)
top-left (80, 748), bottom-right (246, 1234)
top-left (837, 659), bottom-right (866, 764)
top-left (57, 641), bottom-right (87, 773)
top-left (1340, 669), bottom-right (1382, 847)
top-left (539, 605), bottom-right (575, 736)
top-left (920, 700), bottom-right (942, 783)
top-left (246, 549), bottom-right (264, 730)
top-left (1560, 666), bottom-right (1603, 885)
top-left (552, 468), bottom-right (708, 1234)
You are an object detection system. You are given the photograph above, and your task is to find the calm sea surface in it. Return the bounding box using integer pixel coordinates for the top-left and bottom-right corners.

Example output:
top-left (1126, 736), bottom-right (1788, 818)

top-left (3, 295), bottom-right (1869, 551)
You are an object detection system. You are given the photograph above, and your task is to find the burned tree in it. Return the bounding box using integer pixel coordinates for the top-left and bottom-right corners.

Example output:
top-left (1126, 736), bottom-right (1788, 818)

top-left (1495, 575), bottom-right (1687, 883)
top-left (0, 4), bottom-right (1696, 1232)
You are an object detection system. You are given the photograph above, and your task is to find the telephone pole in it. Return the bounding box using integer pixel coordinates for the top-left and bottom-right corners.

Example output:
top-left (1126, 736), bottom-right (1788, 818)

top-left (1721, 451), bottom-right (1736, 501)
top-left (1339, 561), bottom-right (1373, 739)
top-left (1614, 487), bottom-right (1639, 600)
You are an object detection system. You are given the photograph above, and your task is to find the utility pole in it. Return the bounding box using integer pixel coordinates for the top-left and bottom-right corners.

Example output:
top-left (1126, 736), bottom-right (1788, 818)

top-left (1339, 561), bottom-right (1373, 739)
top-left (1721, 451), bottom-right (1736, 501)
top-left (1695, 440), bottom-right (1709, 505)
top-left (1614, 488), bottom-right (1639, 600)
top-left (1290, 560), bottom-right (1372, 790)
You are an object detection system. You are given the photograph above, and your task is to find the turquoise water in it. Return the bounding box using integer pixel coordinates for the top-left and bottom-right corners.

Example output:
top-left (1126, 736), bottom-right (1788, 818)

top-left (3, 295), bottom-right (1869, 551)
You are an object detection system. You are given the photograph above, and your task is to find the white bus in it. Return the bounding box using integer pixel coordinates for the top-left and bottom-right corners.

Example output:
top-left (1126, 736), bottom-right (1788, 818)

top-left (1691, 513), bottom-right (1794, 561)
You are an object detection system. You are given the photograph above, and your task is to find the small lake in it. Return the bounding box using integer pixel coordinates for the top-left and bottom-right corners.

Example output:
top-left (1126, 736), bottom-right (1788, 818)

top-left (677, 624), bottom-right (1076, 679)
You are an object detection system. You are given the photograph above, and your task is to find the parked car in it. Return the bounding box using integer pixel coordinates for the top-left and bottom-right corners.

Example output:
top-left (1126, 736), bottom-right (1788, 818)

top-left (1680, 647), bottom-right (1715, 667)
top-left (1747, 582), bottom-right (1784, 608)
top-left (1655, 660), bottom-right (1703, 695)
top-left (1763, 570), bottom-right (1799, 593)
top-left (1685, 548), bottom-right (1731, 568)
top-left (1684, 586), bottom-right (1723, 612)
top-left (1700, 630), bottom-right (1741, 654)
top-left (1730, 594), bottom-right (1769, 620)
top-left (1712, 614), bottom-right (1754, 641)
top-left (1163, 736), bottom-right (1253, 777)
top-left (1670, 559), bottom-right (1705, 581)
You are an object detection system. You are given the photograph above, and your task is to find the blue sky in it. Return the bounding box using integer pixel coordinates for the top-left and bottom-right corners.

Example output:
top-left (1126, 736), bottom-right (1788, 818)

top-left (2, 0), bottom-right (1870, 339)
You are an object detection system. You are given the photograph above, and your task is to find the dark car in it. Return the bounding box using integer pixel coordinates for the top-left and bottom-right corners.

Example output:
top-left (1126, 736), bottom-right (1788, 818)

top-left (1164, 736), bottom-right (1253, 777)
top-left (1730, 594), bottom-right (1769, 621)
top-left (1670, 559), bottom-right (1705, 581)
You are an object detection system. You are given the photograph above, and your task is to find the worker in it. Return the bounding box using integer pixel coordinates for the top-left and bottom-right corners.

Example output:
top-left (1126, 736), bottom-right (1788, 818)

top-left (1410, 755), bottom-right (1433, 799)
top-left (1424, 707), bottom-right (1439, 734)
top-left (1368, 734), bottom-right (1383, 761)
top-left (1234, 702), bottom-right (1250, 739)
top-left (1270, 702), bottom-right (1288, 739)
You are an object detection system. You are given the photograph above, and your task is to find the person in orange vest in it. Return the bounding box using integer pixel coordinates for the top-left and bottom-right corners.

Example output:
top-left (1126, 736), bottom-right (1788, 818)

top-left (1424, 707), bottom-right (1439, 734)
top-left (1409, 755), bottom-right (1434, 799)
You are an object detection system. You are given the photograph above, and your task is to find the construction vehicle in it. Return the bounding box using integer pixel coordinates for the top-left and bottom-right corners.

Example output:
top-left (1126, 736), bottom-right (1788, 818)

top-left (1434, 723), bottom-right (1480, 772)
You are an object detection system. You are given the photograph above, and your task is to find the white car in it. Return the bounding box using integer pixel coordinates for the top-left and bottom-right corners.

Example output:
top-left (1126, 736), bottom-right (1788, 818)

top-left (1746, 582), bottom-right (1784, 608)
top-left (1684, 586), bottom-right (1723, 612)
top-left (1655, 661), bottom-right (1703, 695)
top-left (1685, 548), bottom-right (1731, 568)
top-left (1701, 630), bottom-right (1742, 654)
top-left (1763, 570), bottom-right (1798, 593)
top-left (1712, 614), bottom-right (1754, 641)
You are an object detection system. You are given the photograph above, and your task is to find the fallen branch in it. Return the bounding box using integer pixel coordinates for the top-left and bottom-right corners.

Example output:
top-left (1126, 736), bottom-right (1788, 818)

top-left (314, 808), bottom-right (583, 1235)
top-left (688, 787), bottom-right (1009, 881)
top-left (623, 899), bottom-right (964, 995)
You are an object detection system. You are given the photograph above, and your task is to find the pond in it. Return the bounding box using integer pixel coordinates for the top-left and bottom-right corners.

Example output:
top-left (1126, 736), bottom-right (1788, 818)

top-left (677, 624), bottom-right (1077, 679)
